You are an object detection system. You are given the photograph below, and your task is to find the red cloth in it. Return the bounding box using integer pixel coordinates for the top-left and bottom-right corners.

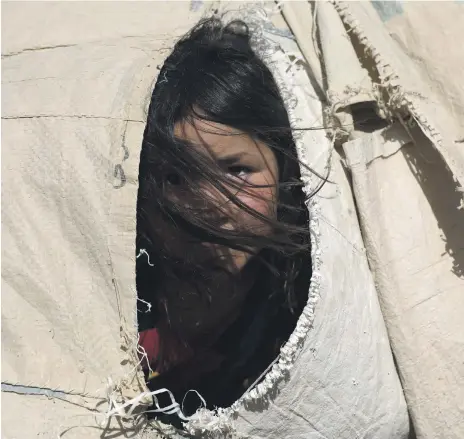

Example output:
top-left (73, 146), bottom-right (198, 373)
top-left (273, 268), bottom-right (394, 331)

top-left (138, 328), bottom-right (161, 371)
top-left (138, 327), bottom-right (196, 375)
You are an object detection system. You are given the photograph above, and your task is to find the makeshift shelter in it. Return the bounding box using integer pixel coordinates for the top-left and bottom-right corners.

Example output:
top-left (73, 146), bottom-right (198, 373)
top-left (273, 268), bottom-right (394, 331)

top-left (2, 1), bottom-right (463, 438)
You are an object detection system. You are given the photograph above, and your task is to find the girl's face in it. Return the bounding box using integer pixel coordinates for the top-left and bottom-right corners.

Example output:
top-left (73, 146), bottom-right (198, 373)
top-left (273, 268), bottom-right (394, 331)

top-left (168, 118), bottom-right (279, 271)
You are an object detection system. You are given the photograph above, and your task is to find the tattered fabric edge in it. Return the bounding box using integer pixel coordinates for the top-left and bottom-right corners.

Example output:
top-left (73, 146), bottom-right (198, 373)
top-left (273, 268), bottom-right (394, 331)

top-left (331, 0), bottom-right (464, 207)
top-left (179, 5), bottom-right (324, 437)
top-left (100, 4), bottom-right (324, 438)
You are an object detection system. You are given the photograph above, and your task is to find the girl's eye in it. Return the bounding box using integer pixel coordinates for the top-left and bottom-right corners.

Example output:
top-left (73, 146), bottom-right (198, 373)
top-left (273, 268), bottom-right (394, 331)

top-left (226, 165), bottom-right (252, 180)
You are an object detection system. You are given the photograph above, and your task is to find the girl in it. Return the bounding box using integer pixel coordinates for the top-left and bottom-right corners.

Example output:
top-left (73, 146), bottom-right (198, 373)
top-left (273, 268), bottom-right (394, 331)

top-left (136, 16), bottom-right (312, 418)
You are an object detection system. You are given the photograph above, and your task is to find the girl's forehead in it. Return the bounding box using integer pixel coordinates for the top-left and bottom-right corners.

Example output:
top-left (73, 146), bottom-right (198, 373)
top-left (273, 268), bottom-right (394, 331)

top-left (173, 119), bottom-right (274, 162)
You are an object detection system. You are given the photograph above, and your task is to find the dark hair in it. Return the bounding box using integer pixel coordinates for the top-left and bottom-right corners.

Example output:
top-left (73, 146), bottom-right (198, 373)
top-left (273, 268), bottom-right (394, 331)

top-left (136, 17), bottom-right (311, 341)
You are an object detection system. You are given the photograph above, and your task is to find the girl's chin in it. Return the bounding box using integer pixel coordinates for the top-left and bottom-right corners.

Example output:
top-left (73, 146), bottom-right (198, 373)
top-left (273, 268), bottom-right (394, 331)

top-left (228, 249), bottom-right (259, 273)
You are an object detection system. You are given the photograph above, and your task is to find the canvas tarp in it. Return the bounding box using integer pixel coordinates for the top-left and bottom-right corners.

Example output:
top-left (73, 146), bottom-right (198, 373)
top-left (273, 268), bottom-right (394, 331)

top-left (2, 2), bottom-right (207, 437)
top-left (2, 1), bottom-right (461, 438)
top-left (280, 1), bottom-right (464, 438)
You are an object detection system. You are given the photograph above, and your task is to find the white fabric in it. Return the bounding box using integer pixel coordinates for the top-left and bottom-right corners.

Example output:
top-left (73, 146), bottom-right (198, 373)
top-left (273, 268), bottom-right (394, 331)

top-left (343, 124), bottom-right (464, 439)
top-left (332, 0), bottom-right (464, 192)
top-left (282, 2), bottom-right (464, 436)
top-left (5, 1), bottom-right (448, 438)
top-left (329, 3), bottom-right (464, 438)
top-left (2, 2), bottom-right (206, 437)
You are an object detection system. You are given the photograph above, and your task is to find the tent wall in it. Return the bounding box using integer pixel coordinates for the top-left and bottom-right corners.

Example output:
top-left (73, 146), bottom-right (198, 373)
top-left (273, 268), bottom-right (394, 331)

top-left (4, 1), bottom-right (462, 438)
top-left (282, 2), bottom-right (464, 437)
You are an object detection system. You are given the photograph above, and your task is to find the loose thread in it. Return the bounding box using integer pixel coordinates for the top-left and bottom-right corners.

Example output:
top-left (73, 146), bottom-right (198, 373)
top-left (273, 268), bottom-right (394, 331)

top-left (136, 248), bottom-right (154, 266)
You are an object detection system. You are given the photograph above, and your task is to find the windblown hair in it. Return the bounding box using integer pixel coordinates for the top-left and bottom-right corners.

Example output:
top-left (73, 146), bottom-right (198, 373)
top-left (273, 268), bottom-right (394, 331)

top-left (136, 17), bottom-right (311, 340)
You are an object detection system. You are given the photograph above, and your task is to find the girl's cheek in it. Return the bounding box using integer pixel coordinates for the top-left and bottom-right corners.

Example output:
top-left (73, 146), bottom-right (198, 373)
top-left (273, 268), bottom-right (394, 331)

top-left (253, 187), bottom-right (277, 216)
top-left (237, 188), bottom-right (277, 228)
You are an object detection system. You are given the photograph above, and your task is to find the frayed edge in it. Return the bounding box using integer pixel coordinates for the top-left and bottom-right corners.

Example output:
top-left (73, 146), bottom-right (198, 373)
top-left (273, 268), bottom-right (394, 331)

top-left (99, 379), bottom-right (203, 427)
top-left (331, 0), bottom-right (464, 207)
top-left (111, 5), bottom-right (324, 436)
top-left (184, 4), bottom-right (323, 435)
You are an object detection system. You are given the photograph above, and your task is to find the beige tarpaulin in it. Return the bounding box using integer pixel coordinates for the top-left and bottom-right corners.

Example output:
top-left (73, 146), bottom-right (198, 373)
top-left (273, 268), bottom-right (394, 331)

top-left (2, 2), bottom-right (206, 437)
top-left (281, 1), bottom-right (464, 438)
top-left (2, 1), bottom-right (462, 438)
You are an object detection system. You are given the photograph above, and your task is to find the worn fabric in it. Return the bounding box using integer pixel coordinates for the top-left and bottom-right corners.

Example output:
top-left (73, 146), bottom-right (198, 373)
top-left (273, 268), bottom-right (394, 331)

top-left (332, 3), bottom-right (464, 438)
top-left (282, 1), bottom-right (464, 438)
top-left (9, 1), bottom-right (462, 438)
top-left (2, 2), bottom-right (206, 438)
top-left (334, 3), bottom-right (464, 438)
